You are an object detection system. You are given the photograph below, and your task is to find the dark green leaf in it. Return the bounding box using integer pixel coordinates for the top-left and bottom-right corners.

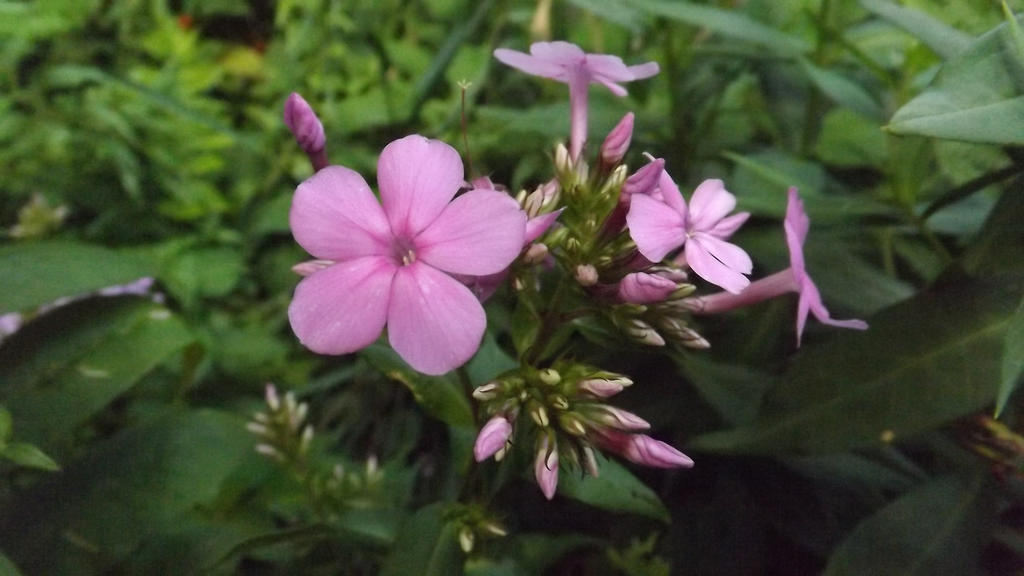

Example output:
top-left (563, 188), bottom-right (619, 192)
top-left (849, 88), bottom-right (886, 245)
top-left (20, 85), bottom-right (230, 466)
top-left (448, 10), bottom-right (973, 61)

top-left (888, 16), bottom-right (1024, 145)
top-left (691, 280), bottom-right (1019, 454)
top-left (631, 0), bottom-right (811, 55)
top-left (0, 299), bottom-right (193, 452)
top-left (0, 406), bottom-right (10, 443)
top-left (465, 331), bottom-right (517, 385)
top-left (0, 241), bottom-right (154, 313)
top-left (814, 109), bottom-right (888, 168)
top-left (1, 442), bottom-right (59, 471)
top-left (0, 552), bottom-right (24, 576)
top-left (362, 344), bottom-right (473, 427)
top-left (676, 353), bottom-right (773, 426)
top-left (823, 475), bottom-right (994, 576)
top-left (558, 459), bottom-right (670, 523)
top-left (996, 296), bottom-right (1024, 416)
top-left (381, 503), bottom-right (463, 576)
top-left (859, 0), bottom-right (972, 59)
top-left (799, 59), bottom-right (883, 119)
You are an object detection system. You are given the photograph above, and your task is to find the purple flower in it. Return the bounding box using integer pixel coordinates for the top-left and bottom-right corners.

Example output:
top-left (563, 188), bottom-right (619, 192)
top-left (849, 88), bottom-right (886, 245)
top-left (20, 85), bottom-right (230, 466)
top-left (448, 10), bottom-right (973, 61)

top-left (688, 188), bottom-right (868, 345)
top-left (494, 41), bottom-right (658, 162)
top-left (627, 170), bottom-right (752, 294)
top-left (284, 93), bottom-right (328, 171)
top-left (287, 135), bottom-right (526, 375)
top-left (474, 415), bottom-right (513, 461)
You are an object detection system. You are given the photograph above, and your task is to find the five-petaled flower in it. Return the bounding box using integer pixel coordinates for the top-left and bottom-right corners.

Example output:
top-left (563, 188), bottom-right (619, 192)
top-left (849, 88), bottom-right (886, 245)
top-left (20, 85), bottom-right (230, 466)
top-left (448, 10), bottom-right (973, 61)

top-left (494, 41), bottom-right (658, 162)
top-left (288, 135), bottom-right (526, 375)
top-left (627, 166), bottom-right (752, 294)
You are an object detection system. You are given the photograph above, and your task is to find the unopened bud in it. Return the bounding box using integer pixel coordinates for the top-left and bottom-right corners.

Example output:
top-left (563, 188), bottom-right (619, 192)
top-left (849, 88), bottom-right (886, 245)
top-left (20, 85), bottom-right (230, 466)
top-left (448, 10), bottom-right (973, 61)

top-left (523, 189), bottom-right (544, 217)
top-left (255, 443), bottom-right (285, 462)
top-left (523, 243), bottom-right (549, 265)
top-left (582, 445), bottom-right (600, 478)
top-left (549, 395), bottom-right (569, 411)
top-left (246, 421), bottom-right (270, 436)
top-left (472, 382), bottom-right (501, 401)
top-left (577, 375), bottom-right (632, 398)
top-left (575, 264), bottom-right (598, 287)
top-left (670, 283), bottom-right (697, 299)
top-left (587, 405), bottom-right (651, 431)
top-left (600, 112), bottom-right (634, 166)
top-left (599, 165), bottom-right (629, 199)
top-left (300, 425), bottom-right (314, 453)
top-left (283, 92), bottom-right (328, 170)
top-left (459, 527), bottom-right (475, 553)
top-left (479, 520), bottom-right (508, 538)
top-left (530, 404), bottom-right (550, 428)
top-left (565, 237), bottom-right (581, 255)
top-left (621, 158), bottom-right (664, 201)
top-left (555, 142), bottom-right (572, 174)
top-left (558, 413), bottom-right (588, 436)
top-left (265, 384), bottom-right (280, 411)
top-left (627, 319), bottom-right (665, 346)
top-left (538, 368), bottom-right (561, 386)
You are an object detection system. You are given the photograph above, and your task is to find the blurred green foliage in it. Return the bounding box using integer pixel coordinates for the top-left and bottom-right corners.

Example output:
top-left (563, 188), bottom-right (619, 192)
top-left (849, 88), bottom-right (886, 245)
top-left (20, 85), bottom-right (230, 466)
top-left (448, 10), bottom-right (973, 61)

top-left (1, 0), bottom-right (1023, 574)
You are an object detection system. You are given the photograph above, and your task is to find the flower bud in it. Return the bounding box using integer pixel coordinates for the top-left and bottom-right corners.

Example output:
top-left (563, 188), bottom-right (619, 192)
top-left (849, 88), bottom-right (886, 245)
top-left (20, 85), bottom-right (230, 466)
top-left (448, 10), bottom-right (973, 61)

top-left (479, 520), bottom-right (508, 538)
top-left (530, 403), bottom-right (550, 428)
top-left (586, 405), bottom-right (650, 431)
top-left (558, 413), bottom-right (588, 437)
top-left (618, 272), bottom-right (677, 304)
top-left (523, 243), bottom-right (549, 265)
top-left (534, 435), bottom-right (559, 500)
top-left (577, 374), bottom-right (632, 398)
top-left (472, 382), bottom-right (501, 401)
top-left (626, 319), bottom-right (665, 346)
top-left (621, 158), bottom-right (664, 201)
top-left (581, 444), bottom-right (600, 478)
top-left (474, 415), bottom-right (513, 462)
top-left (525, 208), bottom-right (563, 244)
top-left (459, 526), bottom-right (475, 553)
top-left (549, 395), bottom-right (569, 411)
top-left (600, 112), bottom-right (634, 166)
top-left (555, 142), bottom-right (572, 175)
top-left (523, 189), bottom-right (544, 217)
top-left (283, 92), bottom-right (328, 170)
top-left (538, 368), bottom-right (561, 386)
top-left (265, 384), bottom-right (280, 411)
top-left (299, 425), bottom-right (314, 454)
top-left (575, 264), bottom-right (599, 287)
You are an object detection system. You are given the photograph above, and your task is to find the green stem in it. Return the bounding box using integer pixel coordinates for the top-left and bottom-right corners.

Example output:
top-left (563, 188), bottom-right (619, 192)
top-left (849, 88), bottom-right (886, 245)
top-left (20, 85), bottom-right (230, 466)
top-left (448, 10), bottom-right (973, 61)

top-left (524, 276), bottom-right (570, 366)
top-left (922, 162), bottom-right (1024, 219)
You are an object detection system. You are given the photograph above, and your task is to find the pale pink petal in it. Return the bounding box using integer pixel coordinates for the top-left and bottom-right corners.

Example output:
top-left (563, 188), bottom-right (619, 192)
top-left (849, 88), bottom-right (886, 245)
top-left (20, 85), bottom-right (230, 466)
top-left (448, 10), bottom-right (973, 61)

top-left (785, 187), bottom-right (810, 245)
top-left (684, 239), bottom-right (750, 294)
top-left (785, 220), bottom-right (806, 273)
top-left (387, 263), bottom-right (486, 375)
top-left (622, 159), bottom-right (665, 200)
top-left (626, 194), bottom-right (686, 262)
top-left (618, 272), bottom-right (677, 303)
top-left (290, 166), bottom-right (391, 260)
top-left (525, 209), bottom-right (563, 243)
top-left (584, 55), bottom-right (642, 82)
top-left (687, 179), bottom-right (736, 231)
top-left (691, 233), bottom-right (753, 274)
top-left (594, 77), bottom-right (629, 97)
top-left (530, 41), bottom-right (585, 65)
top-left (415, 190), bottom-right (526, 276)
top-left (626, 61), bottom-right (660, 80)
top-left (474, 416), bottom-right (513, 462)
top-left (378, 135), bottom-right (465, 238)
top-left (797, 276), bottom-right (868, 346)
top-left (288, 256), bottom-right (395, 355)
top-left (654, 167), bottom-right (688, 219)
top-left (709, 212), bottom-right (750, 239)
top-left (493, 48), bottom-right (566, 79)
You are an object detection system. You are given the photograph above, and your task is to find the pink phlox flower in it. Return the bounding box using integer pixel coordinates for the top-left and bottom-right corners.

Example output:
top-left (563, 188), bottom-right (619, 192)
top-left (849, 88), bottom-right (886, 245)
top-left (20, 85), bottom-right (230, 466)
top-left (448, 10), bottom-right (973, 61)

top-left (784, 187), bottom-right (868, 345)
top-left (494, 41), bottom-right (658, 161)
top-left (626, 168), bottom-right (752, 294)
top-left (287, 135), bottom-right (526, 375)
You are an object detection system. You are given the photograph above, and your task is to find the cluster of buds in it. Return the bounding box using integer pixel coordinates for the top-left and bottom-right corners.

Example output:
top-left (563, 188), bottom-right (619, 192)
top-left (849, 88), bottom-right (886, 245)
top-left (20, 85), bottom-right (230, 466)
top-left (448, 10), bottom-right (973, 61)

top-left (248, 384), bottom-right (314, 466)
top-left (443, 504), bottom-right (509, 554)
top-left (472, 363), bottom-right (692, 500)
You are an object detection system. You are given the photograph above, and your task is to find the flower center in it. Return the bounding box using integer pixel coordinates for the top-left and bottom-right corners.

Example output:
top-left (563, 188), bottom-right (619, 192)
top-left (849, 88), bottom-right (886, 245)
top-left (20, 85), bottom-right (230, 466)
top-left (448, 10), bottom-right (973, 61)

top-left (392, 237), bottom-right (417, 267)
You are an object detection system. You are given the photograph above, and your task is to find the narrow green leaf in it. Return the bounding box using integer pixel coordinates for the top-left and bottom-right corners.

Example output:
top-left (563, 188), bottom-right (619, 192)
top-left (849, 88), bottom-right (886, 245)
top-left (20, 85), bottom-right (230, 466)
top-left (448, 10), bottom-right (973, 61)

top-left (0, 241), bottom-right (155, 313)
top-left (362, 344), bottom-right (473, 427)
top-left (1002, 1), bottom-right (1024, 61)
top-left (995, 296), bottom-right (1024, 416)
top-left (888, 16), bottom-right (1024, 145)
top-left (0, 299), bottom-right (194, 452)
top-left (558, 459), bottom-right (670, 523)
top-left (691, 280), bottom-right (1018, 455)
top-left (631, 0), bottom-right (811, 55)
top-left (1, 442), bottom-right (59, 471)
top-left (823, 475), bottom-right (994, 576)
top-left (859, 0), bottom-right (972, 59)
top-left (381, 504), bottom-right (463, 576)
top-left (799, 59), bottom-right (883, 119)
top-left (0, 407), bottom-right (10, 443)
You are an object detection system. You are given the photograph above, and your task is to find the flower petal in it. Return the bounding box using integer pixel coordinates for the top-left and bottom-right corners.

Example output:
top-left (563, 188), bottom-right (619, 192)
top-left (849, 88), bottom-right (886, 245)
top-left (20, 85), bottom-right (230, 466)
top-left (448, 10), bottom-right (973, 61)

top-left (687, 179), bottom-right (737, 231)
top-left (709, 211), bottom-right (750, 239)
top-left (494, 47), bottom-right (566, 79)
top-left (290, 166), bottom-right (391, 260)
top-left (654, 167), bottom-right (688, 219)
top-left (530, 41), bottom-right (585, 65)
top-left (416, 189), bottom-right (527, 276)
top-left (785, 187), bottom-right (810, 246)
top-left (378, 135), bottom-right (465, 238)
top-left (692, 233), bottom-right (753, 274)
top-left (525, 209), bottom-right (563, 243)
top-left (288, 256), bottom-right (395, 355)
top-left (618, 272), bottom-right (677, 304)
top-left (626, 194), bottom-right (686, 263)
top-left (684, 237), bottom-right (751, 294)
top-left (387, 263), bottom-right (486, 375)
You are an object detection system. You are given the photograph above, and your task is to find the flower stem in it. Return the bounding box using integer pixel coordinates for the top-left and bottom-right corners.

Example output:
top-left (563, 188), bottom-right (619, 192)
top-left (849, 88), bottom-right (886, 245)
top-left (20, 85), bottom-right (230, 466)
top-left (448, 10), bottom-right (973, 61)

top-left (689, 269), bottom-right (797, 315)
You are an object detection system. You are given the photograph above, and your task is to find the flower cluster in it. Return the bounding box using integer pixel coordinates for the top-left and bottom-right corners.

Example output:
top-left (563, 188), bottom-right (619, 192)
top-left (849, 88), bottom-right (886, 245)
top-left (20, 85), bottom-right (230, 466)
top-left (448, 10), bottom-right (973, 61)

top-left (281, 40), bottom-right (867, 502)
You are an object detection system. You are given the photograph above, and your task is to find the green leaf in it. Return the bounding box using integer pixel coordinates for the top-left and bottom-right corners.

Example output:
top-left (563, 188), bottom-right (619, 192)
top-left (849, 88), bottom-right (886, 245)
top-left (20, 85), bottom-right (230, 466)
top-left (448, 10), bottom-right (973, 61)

top-left (823, 475), bottom-right (994, 576)
top-left (0, 552), bottom-right (25, 576)
top-left (0, 406), bottom-right (10, 443)
top-left (996, 296), bottom-right (1024, 416)
top-left (0, 409), bottom-right (254, 575)
top-left (814, 109), bottom-right (888, 168)
top-left (558, 459), bottom-right (670, 523)
top-left (676, 353), bottom-right (773, 426)
top-left (362, 344), bottom-right (473, 427)
top-left (0, 241), bottom-right (154, 313)
top-left (0, 298), bottom-right (194, 452)
top-left (799, 59), bottom-right (883, 119)
top-left (465, 331), bottom-right (517, 385)
top-left (859, 0), bottom-right (972, 59)
top-left (691, 280), bottom-right (1019, 454)
top-left (1, 442), bottom-right (59, 471)
top-left (888, 16), bottom-right (1024, 145)
top-left (963, 177), bottom-right (1024, 280)
top-left (381, 504), bottom-right (463, 576)
top-left (631, 0), bottom-right (810, 55)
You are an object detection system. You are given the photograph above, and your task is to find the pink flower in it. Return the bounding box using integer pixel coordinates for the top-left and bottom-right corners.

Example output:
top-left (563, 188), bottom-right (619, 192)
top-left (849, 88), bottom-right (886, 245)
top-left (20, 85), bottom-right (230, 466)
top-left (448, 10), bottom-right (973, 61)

top-left (494, 41), bottom-right (658, 161)
top-left (617, 272), bottom-right (677, 304)
top-left (474, 415), bottom-right (513, 462)
top-left (592, 429), bottom-right (694, 469)
top-left (627, 170), bottom-right (752, 294)
top-left (534, 434), bottom-right (559, 500)
top-left (687, 188), bottom-right (868, 345)
top-left (287, 135), bottom-right (526, 375)
top-left (283, 93), bottom-right (328, 171)
top-left (600, 112), bottom-right (634, 166)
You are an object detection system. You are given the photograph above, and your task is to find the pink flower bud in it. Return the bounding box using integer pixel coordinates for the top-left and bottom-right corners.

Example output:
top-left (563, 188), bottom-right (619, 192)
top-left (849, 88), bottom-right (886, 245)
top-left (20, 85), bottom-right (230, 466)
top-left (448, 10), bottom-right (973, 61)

top-left (595, 429), bottom-right (693, 469)
top-left (474, 415), bottom-right (513, 462)
top-left (525, 208), bottom-right (563, 244)
top-left (621, 158), bottom-right (664, 201)
top-left (575, 264), bottom-right (599, 286)
top-left (587, 405), bottom-right (650, 431)
top-left (617, 272), bottom-right (677, 304)
top-left (534, 435), bottom-right (559, 500)
top-left (577, 375), bottom-right (632, 398)
top-left (601, 112), bottom-right (634, 166)
top-left (284, 92), bottom-right (328, 170)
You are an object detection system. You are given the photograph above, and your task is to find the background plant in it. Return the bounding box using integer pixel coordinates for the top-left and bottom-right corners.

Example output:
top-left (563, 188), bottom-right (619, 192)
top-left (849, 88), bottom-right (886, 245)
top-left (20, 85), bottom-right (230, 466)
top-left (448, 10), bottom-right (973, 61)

top-left (1, 0), bottom-right (1022, 574)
